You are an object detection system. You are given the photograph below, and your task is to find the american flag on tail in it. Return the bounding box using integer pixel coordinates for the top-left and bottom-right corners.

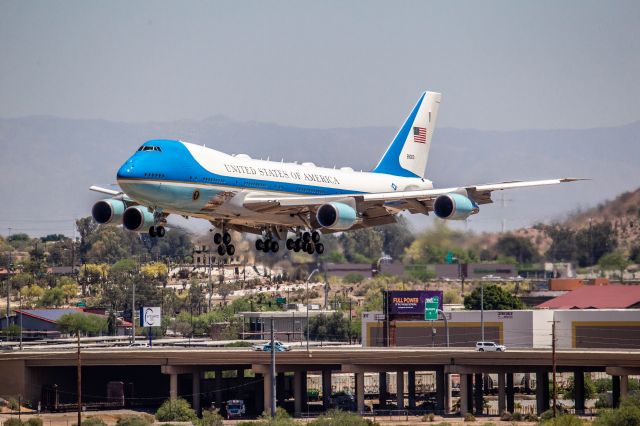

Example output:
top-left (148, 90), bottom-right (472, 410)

top-left (413, 126), bottom-right (426, 143)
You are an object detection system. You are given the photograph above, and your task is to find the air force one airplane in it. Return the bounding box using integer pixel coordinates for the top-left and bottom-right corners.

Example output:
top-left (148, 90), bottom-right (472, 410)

top-left (90, 91), bottom-right (581, 256)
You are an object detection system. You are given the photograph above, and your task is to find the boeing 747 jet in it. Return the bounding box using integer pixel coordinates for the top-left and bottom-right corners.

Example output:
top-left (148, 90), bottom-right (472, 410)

top-left (90, 91), bottom-right (581, 255)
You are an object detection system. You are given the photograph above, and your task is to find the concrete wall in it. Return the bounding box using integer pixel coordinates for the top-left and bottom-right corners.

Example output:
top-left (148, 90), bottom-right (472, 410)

top-left (554, 309), bottom-right (640, 349)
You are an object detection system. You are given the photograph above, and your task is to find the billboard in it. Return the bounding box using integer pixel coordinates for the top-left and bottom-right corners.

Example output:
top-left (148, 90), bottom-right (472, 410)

top-left (387, 290), bottom-right (443, 315)
top-left (139, 307), bottom-right (162, 327)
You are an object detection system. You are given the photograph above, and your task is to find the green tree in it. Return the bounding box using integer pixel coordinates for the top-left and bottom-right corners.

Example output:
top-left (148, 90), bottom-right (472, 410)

top-left (463, 284), bottom-right (523, 310)
top-left (378, 217), bottom-right (415, 260)
top-left (562, 375), bottom-right (596, 400)
top-left (343, 273), bottom-right (364, 284)
top-left (495, 234), bottom-right (539, 264)
top-left (543, 225), bottom-right (577, 262)
top-left (57, 276), bottom-right (79, 303)
top-left (57, 312), bottom-right (108, 336)
top-left (308, 312), bottom-right (350, 342)
top-left (575, 221), bottom-right (617, 267)
top-left (38, 287), bottom-right (65, 307)
top-left (340, 228), bottom-right (384, 263)
top-left (599, 251), bottom-right (630, 281)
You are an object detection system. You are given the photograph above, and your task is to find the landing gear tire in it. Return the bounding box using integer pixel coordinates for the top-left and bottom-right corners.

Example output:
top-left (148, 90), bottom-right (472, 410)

top-left (270, 241), bottom-right (279, 253)
top-left (217, 245), bottom-right (226, 256)
top-left (214, 233), bottom-right (222, 245)
top-left (286, 238), bottom-right (295, 250)
top-left (315, 242), bottom-right (324, 254)
top-left (302, 232), bottom-right (311, 243)
top-left (222, 232), bottom-right (232, 245)
top-left (256, 239), bottom-right (264, 251)
top-left (311, 231), bottom-right (321, 243)
top-left (226, 244), bottom-right (235, 256)
top-left (263, 239), bottom-right (271, 253)
top-left (156, 226), bottom-right (166, 237)
top-left (149, 227), bottom-right (157, 238)
top-left (306, 242), bottom-right (315, 255)
top-left (294, 239), bottom-right (301, 252)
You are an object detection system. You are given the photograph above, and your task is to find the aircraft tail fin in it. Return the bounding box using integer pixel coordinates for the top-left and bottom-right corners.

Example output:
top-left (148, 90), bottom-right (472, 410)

top-left (372, 91), bottom-right (441, 178)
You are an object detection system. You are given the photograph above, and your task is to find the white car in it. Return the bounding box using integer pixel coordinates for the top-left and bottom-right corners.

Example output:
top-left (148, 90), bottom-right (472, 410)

top-left (475, 341), bottom-right (506, 352)
top-left (252, 340), bottom-right (292, 352)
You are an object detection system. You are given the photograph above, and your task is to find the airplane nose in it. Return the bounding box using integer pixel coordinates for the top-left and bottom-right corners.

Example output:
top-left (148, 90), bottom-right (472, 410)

top-left (117, 159), bottom-right (135, 178)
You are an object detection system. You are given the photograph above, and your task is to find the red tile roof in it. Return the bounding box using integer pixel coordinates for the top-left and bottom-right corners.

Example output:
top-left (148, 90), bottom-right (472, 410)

top-left (537, 285), bottom-right (640, 309)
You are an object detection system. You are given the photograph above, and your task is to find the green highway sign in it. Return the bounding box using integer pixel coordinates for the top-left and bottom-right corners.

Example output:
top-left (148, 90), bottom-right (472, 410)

top-left (424, 295), bottom-right (440, 321)
top-left (276, 297), bottom-right (286, 305)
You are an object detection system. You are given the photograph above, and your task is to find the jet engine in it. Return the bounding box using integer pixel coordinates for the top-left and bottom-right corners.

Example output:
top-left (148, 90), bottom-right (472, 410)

top-left (433, 193), bottom-right (479, 220)
top-left (91, 199), bottom-right (126, 225)
top-left (122, 206), bottom-right (155, 232)
top-left (316, 202), bottom-right (358, 230)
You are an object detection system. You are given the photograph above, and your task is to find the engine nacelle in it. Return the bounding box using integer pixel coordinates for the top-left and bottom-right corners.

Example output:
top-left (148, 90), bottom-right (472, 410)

top-left (122, 206), bottom-right (156, 232)
top-left (433, 193), bottom-right (479, 220)
top-left (92, 199), bottom-right (126, 225)
top-left (316, 202), bottom-right (358, 230)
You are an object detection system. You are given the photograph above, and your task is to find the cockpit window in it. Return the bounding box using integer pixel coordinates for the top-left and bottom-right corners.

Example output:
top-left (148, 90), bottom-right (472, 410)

top-left (137, 146), bottom-right (162, 152)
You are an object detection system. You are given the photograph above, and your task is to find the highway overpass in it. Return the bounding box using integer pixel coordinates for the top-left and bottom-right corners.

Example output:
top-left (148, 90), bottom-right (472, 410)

top-left (1, 347), bottom-right (639, 417)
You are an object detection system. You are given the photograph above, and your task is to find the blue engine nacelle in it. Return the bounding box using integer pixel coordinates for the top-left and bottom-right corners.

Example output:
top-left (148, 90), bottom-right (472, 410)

top-left (91, 199), bottom-right (126, 225)
top-left (122, 206), bottom-right (156, 232)
top-left (433, 193), bottom-right (479, 220)
top-left (316, 202), bottom-right (358, 230)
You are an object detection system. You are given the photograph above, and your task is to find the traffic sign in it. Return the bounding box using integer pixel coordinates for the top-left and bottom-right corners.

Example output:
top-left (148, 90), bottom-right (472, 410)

top-left (424, 295), bottom-right (440, 321)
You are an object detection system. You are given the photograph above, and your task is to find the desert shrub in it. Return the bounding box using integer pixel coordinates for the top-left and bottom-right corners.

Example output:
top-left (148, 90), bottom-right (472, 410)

top-left (198, 409), bottom-right (224, 426)
top-left (524, 412), bottom-right (538, 421)
top-left (79, 418), bottom-right (107, 426)
top-left (500, 411), bottom-right (513, 421)
top-left (25, 419), bottom-right (43, 426)
top-left (433, 423), bottom-right (452, 426)
top-left (3, 419), bottom-right (23, 426)
top-left (593, 395), bottom-right (640, 425)
top-left (421, 413), bottom-right (435, 422)
top-left (463, 412), bottom-right (476, 422)
top-left (7, 398), bottom-right (20, 411)
top-left (540, 414), bottom-right (584, 426)
top-left (512, 412), bottom-right (523, 421)
top-left (309, 410), bottom-right (379, 425)
top-left (115, 416), bottom-right (150, 426)
top-left (155, 398), bottom-right (197, 422)
top-left (481, 423), bottom-right (496, 426)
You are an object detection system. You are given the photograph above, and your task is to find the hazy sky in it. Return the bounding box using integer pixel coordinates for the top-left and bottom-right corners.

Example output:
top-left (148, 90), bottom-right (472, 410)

top-left (1, 0), bottom-right (639, 130)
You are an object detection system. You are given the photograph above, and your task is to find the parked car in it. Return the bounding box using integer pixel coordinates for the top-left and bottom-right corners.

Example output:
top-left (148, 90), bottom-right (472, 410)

top-left (224, 399), bottom-right (246, 419)
top-left (252, 340), bottom-right (292, 352)
top-left (475, 341), bottom-right (506, 352)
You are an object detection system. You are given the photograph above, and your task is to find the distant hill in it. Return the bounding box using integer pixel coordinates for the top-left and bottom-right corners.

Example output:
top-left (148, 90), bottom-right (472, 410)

top-left (1, 115), bottom-right (639, 236)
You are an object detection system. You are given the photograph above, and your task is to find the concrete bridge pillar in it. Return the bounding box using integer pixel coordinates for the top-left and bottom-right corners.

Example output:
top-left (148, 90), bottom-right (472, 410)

top-left (459, 373), bottom-right (470, 415)
top-left (169, 373), bottom-right (178, 400)
top-left (322, 369), bottom-right (332, 410)
top-left (192, 372), bottom-right (201, 416)
top-left (621, 375), bottom-right (629, 399)
top-left (574, 370), bottom-right (585, 415)
top-left (506, 373), bottom-right (515, 414)
top-left (497, 373), bottom-right (506, 416)
top-left (277, 372), bottom-right (286, 406)
top-left (396, 370), bottom-right (405, 409)
top-left (355, 371), bottom-right (365, 414)
top-left (474, 373), bottom-right (483, 415)
top-left (535, 371), bottom-right (550, 415)
top-left (263, 371), bottom-right (273, 416)
top-left (408, 370), bottom-right (416, 409)
top-left (214, 368), bottom-right (223, 408)
top-left (294, 370), bottom-right (307, 417)
top-left (379, 372), bottom-right (388, 407)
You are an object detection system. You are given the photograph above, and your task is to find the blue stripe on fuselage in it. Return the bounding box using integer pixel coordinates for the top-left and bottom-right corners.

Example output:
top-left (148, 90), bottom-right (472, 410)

top-left (117, 140), bottom-right (366, 200)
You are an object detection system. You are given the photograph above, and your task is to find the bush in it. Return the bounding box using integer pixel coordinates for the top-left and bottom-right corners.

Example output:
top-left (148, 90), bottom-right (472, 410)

top-left (25, 419), bottom-right (43, 426)
top-left (78, 418), bottom-right (107, 426)
top-left (481, 423), bottom-right (496, 426)
top-left (593, 396), bottom-right (640, 425)
top-left (511, 412), bottom-right (523, 421)
top-left (3, 419), bottom-right (23, 426)
top-left (421, 413), bottom-right (435, 422)
top-left (155, 398), bottom-right (197, 422)
top-left (523, 412), bottom-right (538, 422)
top-left (500, 411), bottom-right (513, 421)
top-left (115, 416), bottom-right (151, 426)
top-left (198, 410), bottom-right (224, 426)
top-left (540, 414), bottom-right (585, 426)
top-left (463, 412), bottom-right (476, 422)
top-left (7, 398), bottom-right (20, 411)
top-left (309, 410), bottom-right (379, 426)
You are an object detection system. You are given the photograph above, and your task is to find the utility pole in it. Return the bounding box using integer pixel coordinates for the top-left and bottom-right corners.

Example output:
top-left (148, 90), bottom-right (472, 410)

top-left (208, 252), bottom-right (212, 311)
top-left (270, 317), bottom-right (276, 417)
top-left (131, 279), bottom-right (136, 344)
top-left (306, 269), bottom-right (319, 353)
top-left (552, 319), bottom-right (557, 418)
top-left (480, 282), bottom-right (485, 342)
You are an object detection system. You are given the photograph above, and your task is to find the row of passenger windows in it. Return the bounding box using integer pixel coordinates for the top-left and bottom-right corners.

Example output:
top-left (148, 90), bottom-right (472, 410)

top-left (145, 172), bottom-right (165, 178)
top-left (138, 146), bottom-right (162, 152)
top-left (191, 175), bottom-right (326, 195)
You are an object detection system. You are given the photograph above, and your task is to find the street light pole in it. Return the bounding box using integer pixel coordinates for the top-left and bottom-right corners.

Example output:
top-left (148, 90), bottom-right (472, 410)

top-left (306, 269), bottom-right (319, 353)
top-left (480, 281), bottom-right (485, 342)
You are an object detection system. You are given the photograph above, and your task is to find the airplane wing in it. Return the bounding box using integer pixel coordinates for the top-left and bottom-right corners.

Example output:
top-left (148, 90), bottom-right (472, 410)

top-left (90, 185), bottom-right (123, 196)
top-left (242, 178), bottom-right (585, 228)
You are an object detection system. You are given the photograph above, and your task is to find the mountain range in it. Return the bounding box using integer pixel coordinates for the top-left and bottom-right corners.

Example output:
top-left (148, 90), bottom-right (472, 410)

top-left (1, 115), bottom-right (639, 236)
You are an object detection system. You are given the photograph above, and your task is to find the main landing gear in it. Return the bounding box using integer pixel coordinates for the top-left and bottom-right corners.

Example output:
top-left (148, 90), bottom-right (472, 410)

top-left (148, 225), bottom-right (166, 238)
top-left (213, 231), bottom-right (235, 256)
top-left (256, 236), bottom-right (280, 253)
top-left (285, 230), bottom-right (324, 255)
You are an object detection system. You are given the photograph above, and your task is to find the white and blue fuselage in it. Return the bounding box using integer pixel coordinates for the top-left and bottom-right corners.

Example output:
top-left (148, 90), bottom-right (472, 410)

top-left (116, 139), bottom-right (433, 227)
